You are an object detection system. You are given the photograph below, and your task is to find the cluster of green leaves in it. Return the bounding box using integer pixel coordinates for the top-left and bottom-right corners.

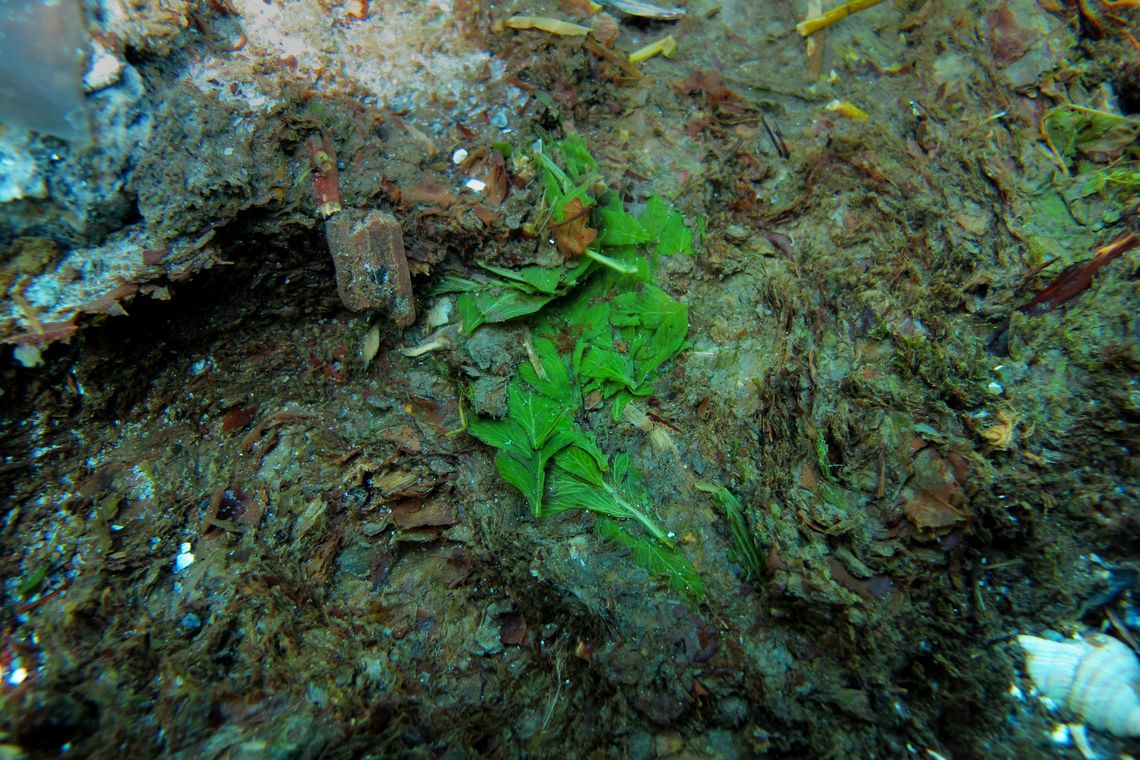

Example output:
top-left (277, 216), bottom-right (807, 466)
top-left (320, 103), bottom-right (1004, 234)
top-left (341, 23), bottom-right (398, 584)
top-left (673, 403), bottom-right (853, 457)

top-left (467, 330), bottom-right (702, 598)
top-left (456, 135), bottom-right (704, 598)
top-left (435, 260), bottom-right (593, 335)
top-left (465, 341), bottom-right (700, 597)
top-left (562, 282), bottom-right (688, 422)
top-left (437, 134), bottom-right (694, 334)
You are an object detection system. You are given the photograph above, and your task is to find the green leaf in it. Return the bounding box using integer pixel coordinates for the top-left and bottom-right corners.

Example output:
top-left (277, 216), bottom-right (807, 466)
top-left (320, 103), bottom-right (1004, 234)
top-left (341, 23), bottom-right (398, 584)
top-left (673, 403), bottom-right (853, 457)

top-left (433, 274), bottom-right (484, 294)
top-left (580, 348), bottom-right (635, 391)
top-left (457, 292), bottom-right (486, 333)
top-left (596, 518), bottom-right (705, 599)
top-left (495, 450), bottom-right (544, 516)
top-left (612, 452), bottom-right (630, 487)
top-left (656, 210), bottom-right (693, 256)
top-left (466, 417), bottom-right (531, 462)
top-left (546, 470), bottom-right (626, 518)
top-left (507, 381), bottom-right (570, 449)
top-left (519, 337), bottom-right (574, 401)
top-left (539, 426), bottom-right (579, 467)
top-left (459, 285), bottom-right (559, 334)
top-left (696, 483), bottom-right (763, 581)
top-left (553, 445), bottom-right (605, 486)
top-left (536, 150), bottom-right (592, 221)
top-left (478, 263), bottom-right (563, 295)
top-left (634, 309), bottom-right (689, 383)
top-left (638, 196), bottom-right (693, 257)
top-left (596, 193), bottom-right (652, 247)
top-left (554, 134), bottom-right (597, 179)
top-left (611, 284), bottom-right (685, 328)
top-left (638, 195), bottom-right (671, 240)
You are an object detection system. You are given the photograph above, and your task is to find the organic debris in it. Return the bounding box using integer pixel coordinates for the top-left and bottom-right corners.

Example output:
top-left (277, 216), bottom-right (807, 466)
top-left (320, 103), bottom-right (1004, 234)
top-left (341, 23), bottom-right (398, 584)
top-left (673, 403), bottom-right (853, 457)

top-left (1018, 231), bottom-right (1139, 313)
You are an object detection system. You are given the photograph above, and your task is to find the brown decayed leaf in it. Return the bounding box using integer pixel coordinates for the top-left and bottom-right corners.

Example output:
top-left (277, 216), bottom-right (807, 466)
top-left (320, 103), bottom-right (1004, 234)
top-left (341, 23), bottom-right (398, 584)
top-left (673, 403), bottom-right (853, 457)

top-left (392, 497), bottom-right (458, 529)
top-left (552, 198), bottom-right (597, 258)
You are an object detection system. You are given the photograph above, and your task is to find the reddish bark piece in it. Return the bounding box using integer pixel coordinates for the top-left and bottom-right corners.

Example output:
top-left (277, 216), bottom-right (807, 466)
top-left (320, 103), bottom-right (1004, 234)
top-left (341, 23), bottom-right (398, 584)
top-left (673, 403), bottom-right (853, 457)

top-left (324, 209), bottom-right (416, 325)
top-left (391, 497), bottom-right (458, 529)
top-left (306, 134), bottom-right (343, 218)
top-left (1018, 231), bottom-right (1139, 314)
top-left (221, 406), bottom-right (255, 434)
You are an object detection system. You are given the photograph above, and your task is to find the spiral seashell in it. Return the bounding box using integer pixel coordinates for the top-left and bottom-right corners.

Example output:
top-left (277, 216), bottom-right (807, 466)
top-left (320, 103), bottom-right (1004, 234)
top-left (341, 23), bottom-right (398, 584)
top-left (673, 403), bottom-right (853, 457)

top-left (1017, 633), bottom-right (1140, 737)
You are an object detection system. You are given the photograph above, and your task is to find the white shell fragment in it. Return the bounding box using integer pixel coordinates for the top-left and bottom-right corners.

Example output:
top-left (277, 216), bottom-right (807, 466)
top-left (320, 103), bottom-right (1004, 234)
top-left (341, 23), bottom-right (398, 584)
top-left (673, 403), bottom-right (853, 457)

top-left (1018, 633), bottom-right (1140, 737)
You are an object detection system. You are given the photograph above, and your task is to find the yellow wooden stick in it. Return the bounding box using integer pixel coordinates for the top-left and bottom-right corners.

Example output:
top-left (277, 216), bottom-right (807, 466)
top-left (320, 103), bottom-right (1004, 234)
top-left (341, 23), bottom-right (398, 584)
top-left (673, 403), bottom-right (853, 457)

top-left (796, 0), bottom-right (888, 37)
top-left (629, 35), bottom-right (676, 64)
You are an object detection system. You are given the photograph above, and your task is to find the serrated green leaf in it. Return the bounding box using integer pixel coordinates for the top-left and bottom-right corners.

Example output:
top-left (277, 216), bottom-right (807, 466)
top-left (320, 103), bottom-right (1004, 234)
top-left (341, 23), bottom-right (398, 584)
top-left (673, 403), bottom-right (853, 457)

top-left (596, 518), bottom-right (705, 599)
top-left (495, 450), bottom-right (544, 516)
top-left (634, 309), bottom-right (689, 384)
top-left (507, 381), bottom-right (570, 449)
top-left (519, 337), bottom-right (574, 401)
top-left (612, 284), bottom-right (685, 328)
top-left (478, 263), bottom-right (563, 294)
top-left (656, 211), bottom-right (693, 256)
top-left (638, 195), bottom-right (671, 240)
top-left (459, 285), bottom-right (559, 334)
top-left (545, 471), bottom-right (626, 518)
top-left (539, 426), bottom-right (579, 466)
top-left (553, 445), bottom-right (605, 486)
top-left (596, 193), bottom-right (652, 247)
top-left (580, 348), bottom-right (635, 391)
top-left (638, 196), bottom-right (693, 257)
top-left (466, 417), bottom-right (531, 462)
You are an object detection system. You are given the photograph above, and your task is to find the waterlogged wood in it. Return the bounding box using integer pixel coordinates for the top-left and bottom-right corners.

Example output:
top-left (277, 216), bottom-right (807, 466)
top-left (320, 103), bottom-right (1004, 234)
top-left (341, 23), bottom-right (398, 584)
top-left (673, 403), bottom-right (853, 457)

top-left (324, 209), bottom-right (416, 325)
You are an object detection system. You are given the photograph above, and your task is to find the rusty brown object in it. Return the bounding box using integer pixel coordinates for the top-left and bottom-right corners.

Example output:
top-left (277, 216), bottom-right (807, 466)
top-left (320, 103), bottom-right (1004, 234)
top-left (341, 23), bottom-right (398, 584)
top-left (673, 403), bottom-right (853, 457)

top-left (1018, 230), bottom-right (1139, 314)
top-left (306, 134), bottom-right (343, 218)
top-left (324, 209), bottom-right (416, 325)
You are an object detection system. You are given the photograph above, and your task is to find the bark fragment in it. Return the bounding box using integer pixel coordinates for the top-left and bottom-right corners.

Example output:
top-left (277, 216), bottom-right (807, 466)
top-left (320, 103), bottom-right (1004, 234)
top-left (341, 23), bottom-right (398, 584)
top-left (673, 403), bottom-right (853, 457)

top-left (324, 209), bottom-right (416, 325)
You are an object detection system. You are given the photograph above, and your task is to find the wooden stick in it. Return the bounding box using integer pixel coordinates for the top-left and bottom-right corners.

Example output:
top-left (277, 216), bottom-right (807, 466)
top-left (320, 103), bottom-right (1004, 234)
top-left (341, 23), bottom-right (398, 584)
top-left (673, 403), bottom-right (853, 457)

top-left (797, 0), bottom-right (888, 37)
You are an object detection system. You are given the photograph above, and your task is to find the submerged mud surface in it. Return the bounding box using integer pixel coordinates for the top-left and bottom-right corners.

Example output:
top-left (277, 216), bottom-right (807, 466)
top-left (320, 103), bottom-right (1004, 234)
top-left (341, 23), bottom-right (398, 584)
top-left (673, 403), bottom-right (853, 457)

top-left (2, 1), bottom-right (1139, 757)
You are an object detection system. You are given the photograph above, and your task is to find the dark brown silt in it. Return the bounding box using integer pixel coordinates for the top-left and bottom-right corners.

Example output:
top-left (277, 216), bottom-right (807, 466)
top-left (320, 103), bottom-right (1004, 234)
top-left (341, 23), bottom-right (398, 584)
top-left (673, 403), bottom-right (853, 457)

top-left (323, 209), bottom-right (416, 326)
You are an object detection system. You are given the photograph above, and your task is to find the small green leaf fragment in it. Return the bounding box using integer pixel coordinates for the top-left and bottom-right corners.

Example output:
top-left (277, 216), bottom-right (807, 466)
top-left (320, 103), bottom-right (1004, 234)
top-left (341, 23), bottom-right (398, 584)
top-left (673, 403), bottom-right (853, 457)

top-left (18, 564), bottom-right (51, 598)
top-left (457, 292), bottom-right (486, 334)
top-left (580, 348), bottom-right (636, 391)
top-left (696, 483), bottom-right (763, 581)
